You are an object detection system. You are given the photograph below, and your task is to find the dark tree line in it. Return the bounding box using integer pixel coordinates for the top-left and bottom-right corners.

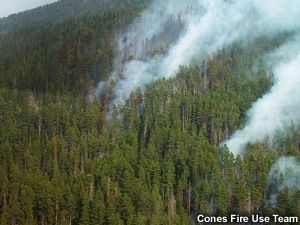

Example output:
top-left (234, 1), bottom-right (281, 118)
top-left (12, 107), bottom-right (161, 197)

top-left (0, 0), bottom-right (148, 34)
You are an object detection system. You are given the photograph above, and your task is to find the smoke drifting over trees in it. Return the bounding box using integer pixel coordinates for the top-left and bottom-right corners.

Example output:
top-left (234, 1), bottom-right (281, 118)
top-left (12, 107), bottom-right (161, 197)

top-left (268, 157), bottom-right (300, 195)
top-left (225, 37), bottom-right (300, 155)
top-left (101, 0), bottom-right (300, 195)
top-left (2, 0), bottom-right (300, 223)
top-left (101, 0), bottom-right (300, 106)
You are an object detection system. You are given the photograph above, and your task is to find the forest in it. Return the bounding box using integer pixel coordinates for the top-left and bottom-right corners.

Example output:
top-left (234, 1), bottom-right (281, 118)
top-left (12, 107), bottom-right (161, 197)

top-left (1, 0), bottom-right (300, 225)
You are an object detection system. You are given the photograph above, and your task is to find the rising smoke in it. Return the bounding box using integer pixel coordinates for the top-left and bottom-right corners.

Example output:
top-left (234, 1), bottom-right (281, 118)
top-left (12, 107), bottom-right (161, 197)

top-left (97, 0), bottom-right (300, 194)
top-left (96, 0), bottom-right (300, 108)
top-left (97, 0), bottom-right (300, 155)
top-left (268, 157), bottom-right (300, 195)
top-left (224, 36), bottom-right (300, 155)
top-left (243, 37), bottom-right (300, 194)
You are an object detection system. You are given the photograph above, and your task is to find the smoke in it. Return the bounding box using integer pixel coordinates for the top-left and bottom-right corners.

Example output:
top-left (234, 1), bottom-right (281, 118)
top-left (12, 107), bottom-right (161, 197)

top-left (94, 0), bottom-right (300, 202)
top-left (0, 0), bottom-right (58, 18)
top-left (224, 36), bottom-right (300, 155)
top-left (222, 33), bottom-right (300, 198)
top-left (97, 0), bottom-right (300, 107)
top-left (268, 157), bottom-right (300, 195)
top-left (95, 0), bottom-right (300, 159)
top-left (97, 0), bottom-right (201, 102)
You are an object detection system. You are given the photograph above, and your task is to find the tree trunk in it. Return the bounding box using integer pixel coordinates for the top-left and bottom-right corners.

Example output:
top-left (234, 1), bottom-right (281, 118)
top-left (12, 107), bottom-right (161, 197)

top-left (54, 136), bottom-right (57, 161)
top-left (143, 118), bottom-right (148, 142)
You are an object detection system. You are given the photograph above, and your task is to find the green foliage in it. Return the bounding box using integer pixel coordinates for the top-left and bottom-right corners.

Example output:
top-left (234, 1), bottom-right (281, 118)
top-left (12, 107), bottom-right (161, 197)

top-left (0, 0), bottom-right (148, 34)
top-left (0, 8), bottom-right (142, 100)
top-left (0, 7), bottom-right (298, 224)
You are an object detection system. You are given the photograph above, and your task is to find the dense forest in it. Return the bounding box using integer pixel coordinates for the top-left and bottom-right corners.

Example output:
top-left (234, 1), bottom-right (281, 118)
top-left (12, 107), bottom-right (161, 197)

top-left (1, 1), bottom-right (300, 225)
top-left (0, 0), bottom-right (148, 34)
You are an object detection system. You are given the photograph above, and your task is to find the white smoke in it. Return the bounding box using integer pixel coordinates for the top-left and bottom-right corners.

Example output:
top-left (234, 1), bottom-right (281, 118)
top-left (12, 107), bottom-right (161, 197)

top-left (95, 0), bottom-right (300, 199)
top-left (101, 0), bottom-right (201, 103)
top-left (95, 0), bottom-right (300, 159)
top-left (224, 36), bottom-right (300, 155)
top-left (268, 157), bottom-right (300, 194)
top-left (97, 0), bottom-right (300, 106)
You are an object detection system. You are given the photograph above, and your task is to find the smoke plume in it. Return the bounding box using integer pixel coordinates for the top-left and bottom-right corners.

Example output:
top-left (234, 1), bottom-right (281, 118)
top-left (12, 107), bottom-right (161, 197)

top-left (268, 156), bottom-right (300, 195)
top-left (96, 0), bottom-right (300, 198)
top-left (97, 0), bottom-right (300, 108)
top-left (224, 36), bottom-right (300, 155)
top-left (97, 0), bottom-right (300, 160)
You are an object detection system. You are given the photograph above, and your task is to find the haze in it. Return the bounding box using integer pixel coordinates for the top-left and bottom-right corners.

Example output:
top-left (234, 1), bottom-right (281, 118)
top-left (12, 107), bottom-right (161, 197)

top-left (0, 0), bottom-right (58, 18)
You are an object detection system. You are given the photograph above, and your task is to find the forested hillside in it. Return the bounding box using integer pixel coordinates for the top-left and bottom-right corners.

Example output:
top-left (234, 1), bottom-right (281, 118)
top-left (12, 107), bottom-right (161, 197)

top-left (0, 7), bottom-right (144, 99)
top-left (0, 0), bottom-right (148, 34)
top-left (1, 1), bottom-right (300, 225)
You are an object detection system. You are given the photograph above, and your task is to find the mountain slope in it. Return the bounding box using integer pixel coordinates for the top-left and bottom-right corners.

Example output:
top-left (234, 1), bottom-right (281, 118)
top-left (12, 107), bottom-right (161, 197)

top-left (1, 0), bottom-right (300, 224)
top-left (0, 0), bottom-right (148, 34)
top-left (0, 7), bottom-right (144, 98)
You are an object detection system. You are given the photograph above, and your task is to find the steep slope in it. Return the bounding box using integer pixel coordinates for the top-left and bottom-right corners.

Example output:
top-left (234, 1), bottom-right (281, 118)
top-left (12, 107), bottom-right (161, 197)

top-left (0, 8), bottom-right (143, 99)
top-left (1, 0), bottom-right (300, 224)
top-left (0, 0), bottom-right (148, 34)
top-left (1, 35), bottom-right (298, 224)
